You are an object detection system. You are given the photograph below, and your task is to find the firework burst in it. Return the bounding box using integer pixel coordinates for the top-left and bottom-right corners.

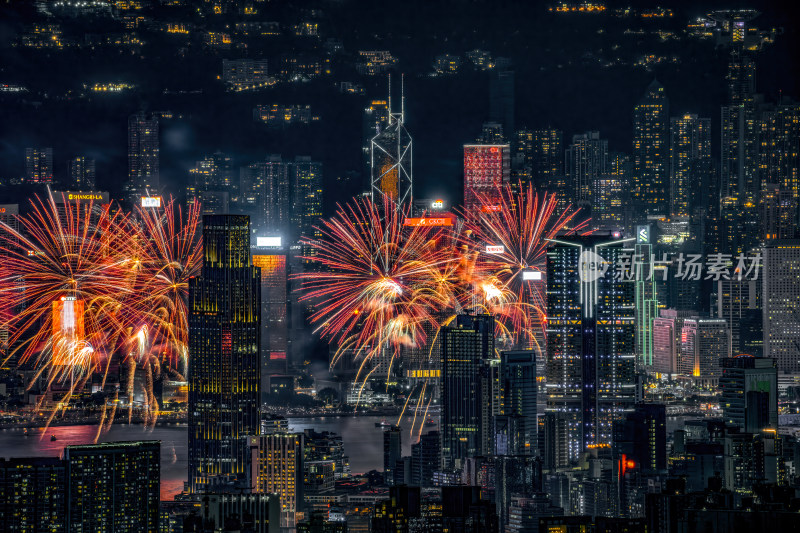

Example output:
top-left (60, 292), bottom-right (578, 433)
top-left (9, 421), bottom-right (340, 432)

top-left (298, 196), bottom-right (453, 385)
top-left (460, 182), bottom-right (589, 350)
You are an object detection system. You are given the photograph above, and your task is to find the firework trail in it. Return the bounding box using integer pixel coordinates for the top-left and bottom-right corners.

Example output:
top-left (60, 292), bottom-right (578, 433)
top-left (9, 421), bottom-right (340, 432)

top-left (0, 192), bottom-right (200, 433)
top-left (460, 183), bottom-right (589, 350)
top-left (298, 196), bottom-right (454, 390)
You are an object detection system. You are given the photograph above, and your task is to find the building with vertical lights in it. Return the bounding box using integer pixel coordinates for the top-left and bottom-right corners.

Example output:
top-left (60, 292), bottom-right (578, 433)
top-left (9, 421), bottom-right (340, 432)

top-left (25, 147), bottom-right (53, 184)
top-left (463, 144), bottom-right (510, 213)
top-left (679, 318), bottom-right (730, 385)
top-left (248, 433), bottom-right (304, 528)
top-left (669, 114), bottom-right (711, 218)
top-left (289, 156), bottom-right (323, 246)
top-left (721, 47), bottom-right (757, 203)
top-left (126, 112), bottom-right (159, 200)
top-left (68, 156), bottom-right (96, 189)
top-left (565, 131), bottom-right (608, 210)
top-left (440, 314), bottom-right (495, 469)
top-left (763, 240), bottom-right (800, 373)
top-left (720, 355), bottom-right (777, 433)
top-left (634, 225), bottom-right (659, 369)
top-left (252, 239), bottom-right (289, 380)
top-left (545, 233), bottom-right (636, 461)
top-left (188, 215), bottom-right (261, 493)
top-left (64, 441), bottom-right (160, 532)
top-left (632, 80), bottom-right (669, 218)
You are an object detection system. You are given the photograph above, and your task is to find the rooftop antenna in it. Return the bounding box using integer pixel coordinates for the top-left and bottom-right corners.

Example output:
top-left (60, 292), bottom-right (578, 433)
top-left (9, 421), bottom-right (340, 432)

top-left (387, 73), bottom-right (392, 118)
top-left (401, 73), bottom-right (405, 122)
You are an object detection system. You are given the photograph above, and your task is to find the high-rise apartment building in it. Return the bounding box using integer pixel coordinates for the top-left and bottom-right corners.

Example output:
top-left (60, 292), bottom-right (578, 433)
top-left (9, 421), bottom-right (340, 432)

top-left (25, 147), bottom-right (54, 184)
top-left (0, 457), bottom-right (65, 531)
top-left (68, 156), bottom-right (96, 190)
top-left (546, 233), bottom-right (636, 461)
top-left (187, 152), bottom-right (236, 215)
top-left (289, 156), bottom-right (323, 244)
top-left (720, 48), bottom-right (757, 203)
top-left (240, 155), bottom-right (291, 233)
top-left (500, 350), bottom-right (539, 455)
top-left (720, 355), bottom-right (778, 433)
top-left (127, 112), bottom-right (159, 199)
top-left (383, 426), bottom-right (402, 485)
top-left (669, 114), bottom-right (711, 218)
top-left (463, 144), bottom-right (510, 213)
top-left (248, 433), bottom-right (304, 528)
top-left (632, 80), bottom-right (669, 217)
top-left (763, 240), bottom-right (800, 372)
top-left (565, 131), bottom-right (608, 209)
top-left (440, 314), bottom-right (495, 469)
top-left (189, 215), bottom-right (261, 493)
top-left (715, 279), bottom-right (760, 353)
top-left (515, 128), bottom-right (563, 193)
top-left (64, 441), bottom-right (160, 532)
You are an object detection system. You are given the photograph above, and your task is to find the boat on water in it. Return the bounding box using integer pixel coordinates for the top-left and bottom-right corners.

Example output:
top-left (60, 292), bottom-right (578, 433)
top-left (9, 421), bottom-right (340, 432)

top-left (50, 435), bottom-right (57, 441)
top-left (425, 417), bottom-right (436, 426)
top-left (375, 420), bottom-right (392, 428)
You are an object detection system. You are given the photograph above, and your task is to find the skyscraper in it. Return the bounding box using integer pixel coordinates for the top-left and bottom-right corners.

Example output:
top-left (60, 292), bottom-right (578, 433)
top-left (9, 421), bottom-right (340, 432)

top-left (0, 457), bottom-right (65, 532)
top-left (440, 313), bottom-right (495, 469)
top-left (370, 77), bottom-right (412, 208)
top-left (463, 144), bottom-right (510, 213)
top-left (411, 431), bottom-right (440, 487)
top-left (240, 155), bottom-right (290, 233)
top-left (669, 114), bottom-right (711, 218)
top-left (715, 279), bottom-right (760, 352)
top-left (612, 404), bottom-right (667, 473)
top-left (25, 147), bottom-right (53, 184)
top-left (500, 350), bottom-right (539, 455)
top-left (248, 433), bottom-right (303, 528)
top-left (187, 152), bottom-right (236, 216)
top-left (634, 225), bottom-right (659, 369)
top-left (383, 426), bottom-right (402, 485)
top-left (763, 240), bottom-right (800, 373)
top-left (565, 131), bottom-right (608, 210)
top-left (127, 112), bottom-right (159, 199)
top-left (64, 441), bottom-right (160, 532)
top-left (679, 318), bottom-right (730, 385)
top-left (515, 128), bottom-right (563, 194)
top-left (632, 80), bottom-right (669, 218)
top-left (289, 156), bottom-right (323, 244)
top-left (489, 68), bottom-right (515, 139)
top-left (720, 47), bottom-right (757, 203)
top-left (189, 215), bottom-right (261, 493)
top-left (68, 156), bottom-right (96, 190)
top-left (546, 233), bottom-right (636, 461)
top-left (252, 241), bottom-right (289, 380)
top-left (720, 355), bottom-right (778, 433)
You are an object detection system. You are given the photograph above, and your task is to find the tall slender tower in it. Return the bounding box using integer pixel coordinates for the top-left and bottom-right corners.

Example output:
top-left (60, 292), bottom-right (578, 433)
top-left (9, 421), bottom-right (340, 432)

top-left (188, 215), bottom-right (261, 493)
top-left (669, 114), bottom-right (712, 218)
top-left (546, 233), bottom-right (636, 462)
top-left (370, 75), bottom-right (413, 209)
top-left (632, 80), bottom-right (669, 218)
top-left (127, 112), bottom-right (160, 201)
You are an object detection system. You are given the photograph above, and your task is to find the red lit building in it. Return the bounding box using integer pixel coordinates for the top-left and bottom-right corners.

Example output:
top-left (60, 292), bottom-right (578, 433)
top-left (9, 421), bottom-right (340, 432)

top-left (463, 144), bottom-right (510, 212)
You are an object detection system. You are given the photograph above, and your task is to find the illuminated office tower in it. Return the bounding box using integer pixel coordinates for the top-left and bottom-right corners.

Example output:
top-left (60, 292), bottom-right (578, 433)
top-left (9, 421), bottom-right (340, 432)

top-left (240, 155), bottom-right (290, 233)
top-left (565, 131), bottom-right (608, 210)
top-left (605, 152), bottom-right (631, 231)
top-left (383, 426), bottom-right (402, 485)
top-left (715, 279), bottom-right (760, 353)
top-left (720, 355), bottom-right (777, 433)
top-left (370, 77), bottom-right (412, 208)
top-left (679, 318), bottom-right (730, 385)
top-left (248, 433), bottom-right (304, 528)
top-left (187, 152), bottom-right (236, 216)
top-left (463, 144), bottom-right (510, 212)
top-left (25, 147), bottom-right (53, 184)
top-left (720, 47), bottom-right (757, 203)
top-left (68, 156), bottom-right (96, 189)
top-left (514, 128), bottom-right (562, 193)
top-left (0, 456), bottom-right (65, 532)
top-left (440, 314), bottom-right (495, 469)
top-left (188, 215), bottom-right (261, 493)
top-left (761, 184), bottom-right (798, 241)
top-left (500, 350), bottom-right (539, 454)
top-left (545, 233), bottom-right (636, 461)
top-left (252, 242), bottom-right (289, 380)
top-left (652, 312), bottom-right (678, 377)
top-left (289, 156), bottom-right (323, 244)
top-left (632, 80), bottom-right (669, 217)
top-left (127, 112), bottom-right (159, 198)
top-left (0, 204), bottom-right (19, 358)
top-left (633, 225), bottom-right (659, 369)
top-left (763, 241), bottom-right (800, 372)
top-left (669, 114), bottom-right (711, 218)
top-left (64, 441), bottom-right (160, 532)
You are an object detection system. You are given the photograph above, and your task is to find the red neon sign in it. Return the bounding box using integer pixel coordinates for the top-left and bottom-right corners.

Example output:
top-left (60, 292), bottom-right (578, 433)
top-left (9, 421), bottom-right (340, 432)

top-left (403, 217), bottom-right (453, 227)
